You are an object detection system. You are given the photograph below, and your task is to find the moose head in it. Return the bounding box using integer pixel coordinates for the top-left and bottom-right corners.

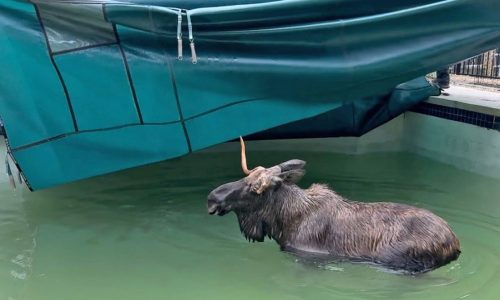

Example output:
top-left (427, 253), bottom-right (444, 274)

top-left (207, 137), bottom-right (306, 217)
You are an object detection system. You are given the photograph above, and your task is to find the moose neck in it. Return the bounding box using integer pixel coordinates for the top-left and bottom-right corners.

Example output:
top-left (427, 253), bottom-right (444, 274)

top-left (235, 183), bottom-right (317, 244)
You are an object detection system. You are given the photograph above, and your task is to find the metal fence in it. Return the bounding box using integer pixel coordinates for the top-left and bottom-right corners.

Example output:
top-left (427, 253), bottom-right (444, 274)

top-left (451, 49), bottom-right (500, 78)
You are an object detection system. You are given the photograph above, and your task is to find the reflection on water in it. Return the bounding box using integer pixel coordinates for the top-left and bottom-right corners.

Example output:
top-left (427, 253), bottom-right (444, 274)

top-left (0, 143), bottom-right (499, 300)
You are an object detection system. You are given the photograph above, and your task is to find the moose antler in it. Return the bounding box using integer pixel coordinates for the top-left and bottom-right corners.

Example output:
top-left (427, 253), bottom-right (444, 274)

top-left (240, 136), bottom-right (251, 175)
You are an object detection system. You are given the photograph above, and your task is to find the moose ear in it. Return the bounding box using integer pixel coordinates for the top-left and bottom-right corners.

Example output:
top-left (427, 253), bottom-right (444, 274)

top-left (279, 159), bottom-right (306, 172)
top-left (278, 169), bottom-right (305, 184)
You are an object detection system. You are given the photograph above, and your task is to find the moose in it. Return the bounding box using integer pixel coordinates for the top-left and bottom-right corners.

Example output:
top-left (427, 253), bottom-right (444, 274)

top-left (207, 138), bottom-right (461, 273)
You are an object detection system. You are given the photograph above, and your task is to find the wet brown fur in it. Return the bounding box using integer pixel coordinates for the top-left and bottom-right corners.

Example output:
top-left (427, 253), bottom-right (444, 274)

top-left (208, 161), bottom-right (461, 273)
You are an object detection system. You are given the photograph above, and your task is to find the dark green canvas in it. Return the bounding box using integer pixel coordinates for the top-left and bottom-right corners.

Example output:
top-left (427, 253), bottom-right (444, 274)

top-left (1, 0), bottom-right (499, 189)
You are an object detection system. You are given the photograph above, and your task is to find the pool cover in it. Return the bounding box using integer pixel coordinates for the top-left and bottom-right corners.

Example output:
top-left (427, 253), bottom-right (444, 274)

top-left (1, 0), bottom-right (500, 190)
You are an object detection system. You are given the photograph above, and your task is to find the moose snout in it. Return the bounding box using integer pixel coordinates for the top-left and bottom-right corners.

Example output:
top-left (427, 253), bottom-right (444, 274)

top-left (207, 194), bottom-right (219, 215)
top-left (207, 181), bottom-right (242, 216)
top-left (207, 189), bottom-right (227, 216)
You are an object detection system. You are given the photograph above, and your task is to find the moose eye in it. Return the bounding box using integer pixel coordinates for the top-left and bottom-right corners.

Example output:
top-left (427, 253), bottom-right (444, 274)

top-left (249, 186), bottom-right (259, 195)
top-left (246, 184), bottom-right (257, 193)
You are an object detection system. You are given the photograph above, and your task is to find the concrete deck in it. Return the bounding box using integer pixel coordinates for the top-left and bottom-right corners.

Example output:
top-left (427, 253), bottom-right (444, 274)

top-left (427, 84), bottom-right (500, 115)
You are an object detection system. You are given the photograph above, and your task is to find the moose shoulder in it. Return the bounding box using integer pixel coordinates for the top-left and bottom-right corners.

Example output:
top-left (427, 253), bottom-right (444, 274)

top-left (207, 138), bottom-right (461, 274)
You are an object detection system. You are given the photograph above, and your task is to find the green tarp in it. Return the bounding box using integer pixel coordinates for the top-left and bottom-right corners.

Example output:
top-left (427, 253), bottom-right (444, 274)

top-left (1, 0), bottom-right (500, 190)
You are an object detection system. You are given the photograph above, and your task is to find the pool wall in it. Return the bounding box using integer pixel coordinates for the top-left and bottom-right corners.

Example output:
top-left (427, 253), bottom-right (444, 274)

top-left (402, 97), bottom-right (500, 179)
top-left (316, 96), bottom-right (500, 179)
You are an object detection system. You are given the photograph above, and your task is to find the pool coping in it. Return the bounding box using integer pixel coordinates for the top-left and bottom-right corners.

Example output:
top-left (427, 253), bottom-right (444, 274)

top-left (411, 86), bottom-right (500, 131)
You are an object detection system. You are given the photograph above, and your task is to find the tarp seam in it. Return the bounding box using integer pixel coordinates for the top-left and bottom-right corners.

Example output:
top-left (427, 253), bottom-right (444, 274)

top-left (32, 2), bottom-right (79, 132)
top-left (52, 41), bottom-right (118, 56)
top-left (11, 121), bottom-right (180, 152)
top-left (111, 22), bottom-right (144, 124)
top-left (166, 59), bottom-right (193, 152)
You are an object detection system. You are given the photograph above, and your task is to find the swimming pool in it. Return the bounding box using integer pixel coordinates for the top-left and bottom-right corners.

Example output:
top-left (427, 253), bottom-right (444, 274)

top-left (0, 117), bottom-right (499, 299)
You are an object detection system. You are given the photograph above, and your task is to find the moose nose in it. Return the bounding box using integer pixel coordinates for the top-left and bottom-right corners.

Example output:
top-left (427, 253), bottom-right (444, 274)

top-left (207, 193), bottom-right (220, 215)
top-left (207, 201), bottom-right (217, 215)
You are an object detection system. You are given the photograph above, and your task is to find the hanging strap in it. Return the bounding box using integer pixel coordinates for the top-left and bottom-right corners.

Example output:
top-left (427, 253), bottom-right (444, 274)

top-left (177, 9), bottom-right (183, 60)
top-left (186, 11), bottom-right (197, 64)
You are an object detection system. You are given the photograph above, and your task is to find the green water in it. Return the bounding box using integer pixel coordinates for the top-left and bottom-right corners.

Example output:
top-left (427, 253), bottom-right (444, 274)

top-left (1, 143), bottom-right (499, 300)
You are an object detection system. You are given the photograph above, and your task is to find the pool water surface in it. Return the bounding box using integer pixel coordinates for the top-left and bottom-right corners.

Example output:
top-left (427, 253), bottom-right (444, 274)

top-left (0, 147), bottom-right (498, 300)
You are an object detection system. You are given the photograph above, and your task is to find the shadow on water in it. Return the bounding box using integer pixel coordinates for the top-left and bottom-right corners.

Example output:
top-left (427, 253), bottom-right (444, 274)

top-left (0, 144), bottom-right (499, 300)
